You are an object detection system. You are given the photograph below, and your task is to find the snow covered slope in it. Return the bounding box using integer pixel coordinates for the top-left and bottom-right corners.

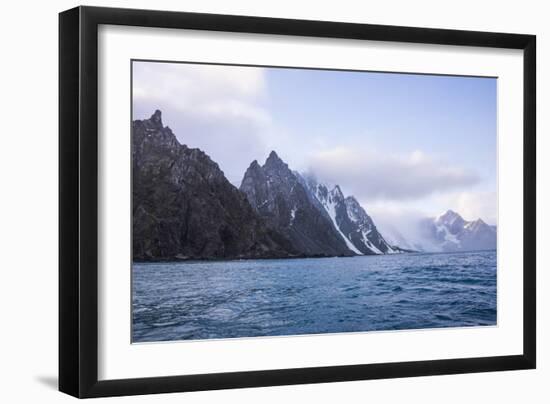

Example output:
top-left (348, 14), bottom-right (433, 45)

top-left (300, 175), bottom-right (399, 255)
top-left (420, 210), bottom-right (497, 252)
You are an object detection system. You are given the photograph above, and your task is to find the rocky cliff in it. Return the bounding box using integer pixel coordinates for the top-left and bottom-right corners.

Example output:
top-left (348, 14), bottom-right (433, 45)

top-left (132, 111), bottom-right (296, 261)
top-left (239, 151), bottom-right (356, 257)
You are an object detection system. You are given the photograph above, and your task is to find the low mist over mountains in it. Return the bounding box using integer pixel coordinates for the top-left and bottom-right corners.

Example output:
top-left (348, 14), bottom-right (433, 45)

top-left (132, 111), bottom-right (496, 261)
top-left (381, 210), bottom-right (497, 253)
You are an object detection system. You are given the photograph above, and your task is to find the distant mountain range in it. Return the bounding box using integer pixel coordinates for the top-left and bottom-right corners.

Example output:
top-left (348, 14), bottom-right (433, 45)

top-left (420, 210), bottom-right (497, 252)
top-left (132, 110), bottom-right (496, 261)
top-left (380, 209), bottom-right (497, 253)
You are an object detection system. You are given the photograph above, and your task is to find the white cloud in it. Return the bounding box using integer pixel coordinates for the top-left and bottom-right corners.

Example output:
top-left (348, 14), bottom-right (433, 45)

top-left (131, 62), bottom-right (495, 228)
top-left (133, 62), bottom-right (266, 107)
top-left (435, 190), bottom-right (497, 224)
top-left (132, 62), bottom-right (272, 184)
top-left (308, 146), bottom-right (479, 202)
top-left (365, 190), bottom-right (496, 251)
top-left (365, 204), bottom-right (441, 251)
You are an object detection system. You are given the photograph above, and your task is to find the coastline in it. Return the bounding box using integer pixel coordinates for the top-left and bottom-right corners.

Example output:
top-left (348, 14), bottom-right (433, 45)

top-left (131, 248), bottom-right (497, 265)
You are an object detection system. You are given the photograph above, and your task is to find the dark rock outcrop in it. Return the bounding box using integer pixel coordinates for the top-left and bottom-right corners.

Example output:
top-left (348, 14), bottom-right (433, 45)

top-left (132, 111), bottom-right (296, 261)
top-left (240, 152), bottom-right (355, 257)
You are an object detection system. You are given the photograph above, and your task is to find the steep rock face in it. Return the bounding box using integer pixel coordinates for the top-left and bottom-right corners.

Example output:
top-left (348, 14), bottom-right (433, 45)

top-left (420, 210), bottom-right (497, 252)
top-left (302, 175), bottom-right (397, 255)
top-left (132, 111), bottom-right (296, 261)
top-left (343, 196), bottom-right (397, 254)
top-left (240, 152), bottom-right (355, 257)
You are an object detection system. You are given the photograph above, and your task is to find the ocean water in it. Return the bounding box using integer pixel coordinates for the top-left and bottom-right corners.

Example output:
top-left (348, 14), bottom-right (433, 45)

top-left (132, 250), bottom-right (496, 342)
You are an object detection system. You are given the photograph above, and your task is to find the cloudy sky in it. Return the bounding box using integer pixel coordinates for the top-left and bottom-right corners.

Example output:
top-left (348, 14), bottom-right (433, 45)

top-left (132, 61), bottom-right (497, 228)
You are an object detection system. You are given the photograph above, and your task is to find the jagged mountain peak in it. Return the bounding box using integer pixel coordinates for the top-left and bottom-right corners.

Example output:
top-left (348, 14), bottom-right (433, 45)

top-left (240, 155), bottom-right (357, 257)
top-left (248, 159), bottom-right (261, 170)
top-left (418, 209), bottom-right (496, 252)
top-left (132, 110), bottom-right (184, 155)
top-left (464, 218), bottom-right (492, 232)
top-left (150, 109), bottom-right (163, 126)
top-left (435, 209), bottom-right (466, 229)
top-left (264, 150), bottom-right (286, 168)
top-left (331, 185), bottom-right (344, 200)
top-left (469, 218), bottom-right (485, 225)
top-left (132, 113), bottom-right (298, 261)
top-left (437, 209), bottom-right (462, 221)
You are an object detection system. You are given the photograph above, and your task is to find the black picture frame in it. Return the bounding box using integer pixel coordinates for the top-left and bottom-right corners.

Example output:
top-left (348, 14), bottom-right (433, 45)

top-left (59, 5), bottom-right (536, 398)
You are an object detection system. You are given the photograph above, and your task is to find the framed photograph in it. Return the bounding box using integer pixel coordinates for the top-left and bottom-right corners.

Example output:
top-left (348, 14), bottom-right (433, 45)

top-left (59, 6), bottom-right (536, 398)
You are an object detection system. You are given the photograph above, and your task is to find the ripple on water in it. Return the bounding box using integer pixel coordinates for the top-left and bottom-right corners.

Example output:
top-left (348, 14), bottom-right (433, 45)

top-left (132, 251), bottom-right (497, 342)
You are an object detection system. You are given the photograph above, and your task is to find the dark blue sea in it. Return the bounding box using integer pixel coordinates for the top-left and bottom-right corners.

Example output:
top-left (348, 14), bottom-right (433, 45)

top-left (132, 251), bottom-right (496, 342)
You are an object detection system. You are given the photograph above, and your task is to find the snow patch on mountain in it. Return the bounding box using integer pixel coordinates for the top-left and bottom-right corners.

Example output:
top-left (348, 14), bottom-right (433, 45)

top-left (435, 224), bottom-right (460, 245)
top-left (321, 188), bottom-right (363, 255)
top-left (300, 174), bottom-right (398, 255)
top-left (289, 206), bottom-right (297, 225)
top-left (421, 210), bottom-right (496, 252)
